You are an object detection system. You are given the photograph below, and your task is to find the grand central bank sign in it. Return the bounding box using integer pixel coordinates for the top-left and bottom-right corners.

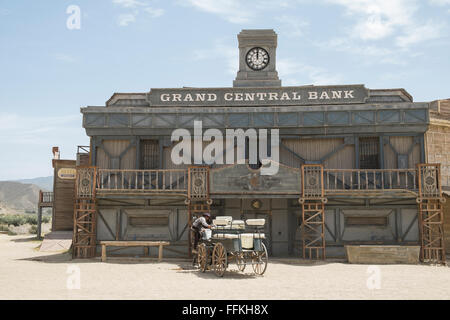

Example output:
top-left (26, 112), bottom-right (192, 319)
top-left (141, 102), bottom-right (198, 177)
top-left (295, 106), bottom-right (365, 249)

top-left (147, 85), bottom-right (369, 107)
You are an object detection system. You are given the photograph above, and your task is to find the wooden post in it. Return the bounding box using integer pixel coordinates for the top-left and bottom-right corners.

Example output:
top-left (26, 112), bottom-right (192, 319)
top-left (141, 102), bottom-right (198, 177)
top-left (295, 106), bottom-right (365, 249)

top-left (37, 207), bottom-right (42, 240)
top-left (101, 244), bottom-right (107, 262)
top-left (158, 244), bottom-right (163, 262)
top-left (144, 247), bottom-right (149, 257)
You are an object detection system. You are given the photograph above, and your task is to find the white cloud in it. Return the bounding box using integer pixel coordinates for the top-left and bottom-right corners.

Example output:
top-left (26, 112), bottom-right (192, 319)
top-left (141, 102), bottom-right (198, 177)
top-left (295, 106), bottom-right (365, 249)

top-left (278, 58), bottom-right (344, 85)
top-left (275, 15), bottom-right (309, 37)
top-left (322, 0), bottom-right (447, 63)
top-left (118, 13), bottom-right (136, 26)
top-left (396, 21), bottom-right (444, 48)
top-left (327, 0), bottom-right (417, 40)
top-left (144, 7), bottom-right (164, 18)
top-left (314, 38), bottom-right (408, 65)
top-left (184, 0), bottom-right (253, 23)
top-left (193, 41), bottom-right (238, 75)
top-left (113, 0), bottom-right (145, 8)
top-left (429, 0), bottom-right (450, 5)
top-left (113, 0), bottom-right (164, 26)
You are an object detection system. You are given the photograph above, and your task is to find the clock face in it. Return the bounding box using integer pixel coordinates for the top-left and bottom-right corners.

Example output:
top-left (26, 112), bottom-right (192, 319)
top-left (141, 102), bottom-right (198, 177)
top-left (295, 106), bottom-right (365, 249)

top-left (246, 47), bottom-right (269, 71)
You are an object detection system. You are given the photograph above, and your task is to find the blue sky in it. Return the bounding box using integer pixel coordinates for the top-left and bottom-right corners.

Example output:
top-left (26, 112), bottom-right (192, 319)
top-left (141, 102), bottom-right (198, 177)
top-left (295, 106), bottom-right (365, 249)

top-left (0, 0), bottom-right (449, 180)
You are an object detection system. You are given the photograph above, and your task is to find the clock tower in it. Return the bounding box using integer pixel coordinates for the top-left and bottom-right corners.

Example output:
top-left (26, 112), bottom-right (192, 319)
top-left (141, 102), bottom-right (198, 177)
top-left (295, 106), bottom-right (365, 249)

top-left (233, 29), bottom-right (282, 88)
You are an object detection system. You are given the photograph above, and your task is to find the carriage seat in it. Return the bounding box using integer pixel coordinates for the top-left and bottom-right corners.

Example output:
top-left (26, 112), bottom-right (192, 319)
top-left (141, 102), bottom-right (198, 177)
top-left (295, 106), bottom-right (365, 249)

top-left (211, 233), bottom-right (239, 239)
top-left (213, 218), bottom-right (245, 230)
top-left (246, 219), bottom-right (265, 226)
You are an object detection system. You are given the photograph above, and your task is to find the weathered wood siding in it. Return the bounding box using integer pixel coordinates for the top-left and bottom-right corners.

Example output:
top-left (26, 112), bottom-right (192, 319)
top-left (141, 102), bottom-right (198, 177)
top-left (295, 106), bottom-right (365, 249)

top-left (52, 160), bottom-right (76, 231)
top-left (280, 138), bottom-right (355, 169)
top-left (163, 144), bottom-right (188, 170)
top-left (96, 139), bottom-right (136, 169)
top-left (384, 136), bottom-right (421, 169)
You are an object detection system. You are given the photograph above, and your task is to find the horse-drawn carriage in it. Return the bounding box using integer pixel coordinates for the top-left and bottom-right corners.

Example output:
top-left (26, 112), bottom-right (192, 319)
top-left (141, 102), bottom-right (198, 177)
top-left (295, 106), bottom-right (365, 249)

top-left (193, 216), bottom-right (268, 277)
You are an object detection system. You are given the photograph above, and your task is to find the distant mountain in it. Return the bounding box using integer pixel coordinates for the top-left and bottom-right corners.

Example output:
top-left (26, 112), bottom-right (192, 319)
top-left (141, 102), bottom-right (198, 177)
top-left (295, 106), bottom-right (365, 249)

top-left (0, 181), bottom-right (42, 213)
top-left (15, 176), bottom-right (53, 191)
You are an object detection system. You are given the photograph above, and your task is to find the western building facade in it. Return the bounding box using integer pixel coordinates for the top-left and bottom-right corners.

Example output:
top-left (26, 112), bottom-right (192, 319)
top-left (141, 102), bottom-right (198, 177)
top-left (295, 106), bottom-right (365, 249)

top-left (62, 30), bottom-right (447, 263)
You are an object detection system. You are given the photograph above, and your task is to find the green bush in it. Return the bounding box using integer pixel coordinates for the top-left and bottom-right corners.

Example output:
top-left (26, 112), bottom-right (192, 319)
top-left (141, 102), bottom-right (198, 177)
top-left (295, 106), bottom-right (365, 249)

top-left (0, 214), bottom-right (51, 227)
top-left (29, 225), bottom-right (37, 234)
top-left (0, 214), bottom-right (34, 226)
top-left (0, 224), bottom-right (9, 232)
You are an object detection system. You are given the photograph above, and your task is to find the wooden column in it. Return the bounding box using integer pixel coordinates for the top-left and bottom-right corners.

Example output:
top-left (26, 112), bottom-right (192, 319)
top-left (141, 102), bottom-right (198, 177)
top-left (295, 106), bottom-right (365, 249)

top-left (37, 207), bottom-right (42, 240)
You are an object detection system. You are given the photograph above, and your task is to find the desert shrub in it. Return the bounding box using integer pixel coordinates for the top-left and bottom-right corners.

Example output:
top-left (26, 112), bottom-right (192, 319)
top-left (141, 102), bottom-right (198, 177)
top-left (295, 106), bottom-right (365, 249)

top-left (0, 224), bottom-right (9, 232)
top-left (29, 225), bottom-right (38, 234)
top-left (0, 215), bottom-right (25, 226)
top-left (0, 214), bottom-right (51, 227)
top-left (24, 215), bottom-right (38, 225)
top-left (0, 214), bottom-right (38, 226)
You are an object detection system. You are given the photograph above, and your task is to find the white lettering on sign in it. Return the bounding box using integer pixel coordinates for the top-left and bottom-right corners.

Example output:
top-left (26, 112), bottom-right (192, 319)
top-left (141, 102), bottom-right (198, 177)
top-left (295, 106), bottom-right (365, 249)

top-left (309, 91), bottom-right (318, 100)
top-left (345, 90), bottom-right (355, 98)
top-left (159, 90), bottom-right (360, 103)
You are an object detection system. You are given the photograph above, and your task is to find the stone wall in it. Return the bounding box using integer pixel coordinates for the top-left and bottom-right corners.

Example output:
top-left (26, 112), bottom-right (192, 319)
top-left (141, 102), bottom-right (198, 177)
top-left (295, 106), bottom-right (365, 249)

top-left (426, 120), bottom-right (450, 253)
top-left (425, 123), bottom-right (450, 188)
top-left (443, 195), bottom-right (450, 253)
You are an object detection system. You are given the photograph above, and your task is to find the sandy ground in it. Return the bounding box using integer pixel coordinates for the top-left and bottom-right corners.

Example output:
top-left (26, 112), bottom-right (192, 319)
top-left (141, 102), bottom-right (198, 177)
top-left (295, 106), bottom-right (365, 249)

top-left (1, 234), bottom-right (450, 300)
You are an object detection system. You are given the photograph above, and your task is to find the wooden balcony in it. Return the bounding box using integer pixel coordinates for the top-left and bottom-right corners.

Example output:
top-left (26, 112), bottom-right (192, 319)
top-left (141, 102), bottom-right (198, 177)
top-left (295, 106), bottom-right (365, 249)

top-left (89, 165), bottom-right (441, 200)
top-left (323, 168), bottom-right (419, 198)
top-left (38, 190), bottom-right (54, 207)
top-left (96, 169), bottom-right (188, 196)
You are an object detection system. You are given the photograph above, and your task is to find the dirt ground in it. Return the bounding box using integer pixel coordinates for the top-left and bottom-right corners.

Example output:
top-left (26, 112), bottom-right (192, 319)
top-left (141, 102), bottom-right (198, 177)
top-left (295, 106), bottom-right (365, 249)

top-left (1, 234), bottom-right (450, 300)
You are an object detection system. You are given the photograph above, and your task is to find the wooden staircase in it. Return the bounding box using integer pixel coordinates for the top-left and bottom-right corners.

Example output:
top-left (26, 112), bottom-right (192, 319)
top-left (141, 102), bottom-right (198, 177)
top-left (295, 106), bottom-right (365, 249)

top-left (417, 164), bottom-right (446, 264)
top-left (73, 167), bottom-right (97, 258)
top-left (186, 166), bottom-right (211, 258)
top-left (300, 164), bottom-right (326, 259)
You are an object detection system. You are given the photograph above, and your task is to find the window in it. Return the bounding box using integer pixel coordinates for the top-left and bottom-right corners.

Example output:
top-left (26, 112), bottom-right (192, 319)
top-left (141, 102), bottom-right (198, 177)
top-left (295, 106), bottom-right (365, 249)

top-left (345, 216), bottom-right (388, 227)
top-left (140, 140), bottom-right (159, 169)
top-left (359, 137), bottom-right (380, 169)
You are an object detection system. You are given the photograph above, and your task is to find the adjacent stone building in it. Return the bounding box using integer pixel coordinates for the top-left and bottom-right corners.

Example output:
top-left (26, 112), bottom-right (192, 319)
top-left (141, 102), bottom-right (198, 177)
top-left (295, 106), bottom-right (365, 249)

top-left (427, 99), bottom-right (450, 253)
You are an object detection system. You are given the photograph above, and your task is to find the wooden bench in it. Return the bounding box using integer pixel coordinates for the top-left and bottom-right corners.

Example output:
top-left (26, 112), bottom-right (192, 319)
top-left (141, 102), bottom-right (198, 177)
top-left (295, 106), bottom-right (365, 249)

top-left (100, 241), bottom-right (170, 262)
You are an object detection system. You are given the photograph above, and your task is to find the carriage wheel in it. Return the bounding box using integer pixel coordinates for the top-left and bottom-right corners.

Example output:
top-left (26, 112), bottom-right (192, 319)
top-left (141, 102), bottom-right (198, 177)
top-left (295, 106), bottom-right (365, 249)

top-left (197, 243), bottom-right (208, 272)
top-left (236, 252), bottom-right (246, 272)
top-left (212, 243), bottom-right (227, 277)
top-left (251, 243), bottom-right (268, 275)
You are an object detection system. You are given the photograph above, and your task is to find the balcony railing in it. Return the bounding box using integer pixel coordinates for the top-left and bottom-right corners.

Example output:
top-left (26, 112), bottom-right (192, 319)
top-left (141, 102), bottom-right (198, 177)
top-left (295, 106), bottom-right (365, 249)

top-left (93, 167), bottom-right (434, 198)
top-left (38, 190), bottom-right (53, 207)
top-left (323, 169), bottom-right (418, 194)
top-left (96, 169), bottom-right (188, 194)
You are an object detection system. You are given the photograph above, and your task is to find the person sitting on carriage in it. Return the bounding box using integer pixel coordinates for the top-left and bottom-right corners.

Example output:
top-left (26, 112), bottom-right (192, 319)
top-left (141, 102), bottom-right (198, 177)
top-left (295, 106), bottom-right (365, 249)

top-left (192, 212), bottom-right (213, 251)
